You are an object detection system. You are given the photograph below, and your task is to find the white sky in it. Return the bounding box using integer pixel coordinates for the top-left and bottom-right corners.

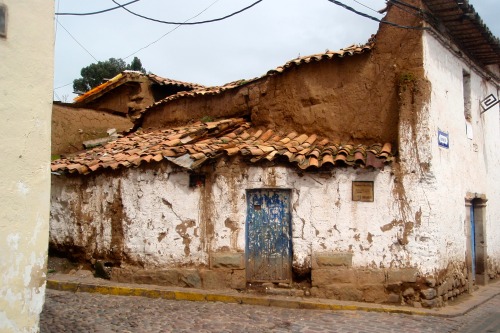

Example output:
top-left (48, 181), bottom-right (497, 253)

top-left (53, 0), bottom-right (500, 102)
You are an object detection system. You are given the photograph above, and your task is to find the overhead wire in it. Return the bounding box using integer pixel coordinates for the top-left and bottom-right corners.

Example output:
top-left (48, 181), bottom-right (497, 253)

top-left (388, 0), bottom-right (425, 18)
top-left (111, 0), bottom-right (263, 25)
top-left (121, 0), bottom-right (222, 59)
top-left (57, 21), bottom-right (98, 61)
top-left (54, 0), bottom-right (60, 42)
top-left (54, 82), bottom-right (74, 90)
top-left (388, 0), bottom-right (424, 12)
top-left (55, 0), bottom-right (140, 16)
top-left (54, 0), bottom-right (228, 92)
top-left (54, 21), bottom-right (98, 95)
top-left (350, 0), bottom-right (380, 14)
top-left (326, 0), bottom-right (428, 30)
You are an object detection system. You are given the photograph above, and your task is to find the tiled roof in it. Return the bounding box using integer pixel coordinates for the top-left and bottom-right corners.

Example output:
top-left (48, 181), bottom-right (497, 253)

top-left (74, 71), bottom-right (204, 104)
top-left (140, 43), bottom-right (373, 116)
top-left (147, 73), bottom-right (205, 90)
top-left (51, 118), bottom-right (393, 175)
top-left (267, 43), bottom-right (373, 74)
top-left (424, 0), bottom-right (500, 66)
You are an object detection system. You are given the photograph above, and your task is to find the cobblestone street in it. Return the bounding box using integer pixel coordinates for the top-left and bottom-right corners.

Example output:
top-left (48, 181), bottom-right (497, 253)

top-left (40, 289), bottom-right (500, 333)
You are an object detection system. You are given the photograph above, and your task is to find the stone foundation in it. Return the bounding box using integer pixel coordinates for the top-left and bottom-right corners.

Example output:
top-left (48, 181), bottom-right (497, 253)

top-left (53, 250), bottom-right (488, 309)
top-left (111, 252), bottom-right (246, 290)
top-left (310, 252), bottom-right (471, 308)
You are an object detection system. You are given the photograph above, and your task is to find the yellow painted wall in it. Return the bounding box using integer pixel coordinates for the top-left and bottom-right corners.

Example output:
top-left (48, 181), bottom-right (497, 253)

top-left (0, 1), bottom-right (54, 332)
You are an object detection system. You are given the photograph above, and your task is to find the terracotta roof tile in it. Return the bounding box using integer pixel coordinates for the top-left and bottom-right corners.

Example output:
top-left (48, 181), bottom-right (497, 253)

top-left (51, 118), bottom-right (393, 175)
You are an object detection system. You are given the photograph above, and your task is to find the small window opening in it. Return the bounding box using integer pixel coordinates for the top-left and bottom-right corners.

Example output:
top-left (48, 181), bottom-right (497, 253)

top-left (189, 174), bottom-right (205, 187)
top-left (463, 70), bottom-right (473, 139)
top-left (0, 5), bottom-right (6, 38)
top-left (463, 71), bottom-right (472, 120)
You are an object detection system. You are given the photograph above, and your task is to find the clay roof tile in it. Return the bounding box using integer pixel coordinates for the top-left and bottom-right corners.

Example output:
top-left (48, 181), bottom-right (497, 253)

top-left (50, 117), bottom-right (393, 175)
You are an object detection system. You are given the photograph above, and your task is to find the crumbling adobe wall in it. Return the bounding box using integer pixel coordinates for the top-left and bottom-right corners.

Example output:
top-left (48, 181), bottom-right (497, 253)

top-left (142, 1), bottom-right (425, 147)
top-left (81, 78), bottom-right (156, 116)
top-left (141, 85), bottom-right (253, 129)
top-left (52, 103), bottom-right (133, 155)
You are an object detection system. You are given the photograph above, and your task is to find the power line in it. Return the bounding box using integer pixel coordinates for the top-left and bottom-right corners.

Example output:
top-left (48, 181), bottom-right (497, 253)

top-left (388, 0), bottom-right (425, 18)
top-left (54, 0), bottom-right (60, 43)
top-left (111, 0), bottom-right (263, 25)
top-left (122, 0), bottom-right (222, 59)
top-left (326, 0), bottom-right (428, 30)
top-left (389, 0), bottom-right (424, 13)
top-left (55, 0), bottom-right (140, 16)
top-left (54, 82), bottom-right (73, 90)
top-left (57, 21), bottom-right (98, 61)
top-left (350, 0), bottom-right (380, 14)
top-left (53, 90), bottom-right (61, 101)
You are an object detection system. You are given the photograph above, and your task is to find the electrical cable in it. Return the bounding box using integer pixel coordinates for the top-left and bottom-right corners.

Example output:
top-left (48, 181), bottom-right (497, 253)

top-left (388, 0), bottom-right (423, 13)
top-left (54, 82), bottom-right (73, 90)
top-left (326, 0), bottom-right (428, 30)
top-left (388, 0), bottom-right (425, 18)
top-left (350, 0), bottom-right (380, 14)
top-left (54, 0), bottom-right (60, 42)
top-left (55, 0), bottom-right (140, 16)
top-left (122, 0), bottom-right (222, 59)
top-left (57, 21), bottom-right (98, 61)
top-left (111, 0), bottom-right (263, 25)
top-left (54, 0), bottom-right (224, 94)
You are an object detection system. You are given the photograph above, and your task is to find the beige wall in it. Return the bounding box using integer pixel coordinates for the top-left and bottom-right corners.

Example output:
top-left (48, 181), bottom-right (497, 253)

top-left (0, 1), bottom-right (54, 332)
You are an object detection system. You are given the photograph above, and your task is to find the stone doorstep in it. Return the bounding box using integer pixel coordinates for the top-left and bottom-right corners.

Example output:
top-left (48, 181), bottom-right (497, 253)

top-left (46, 272), bottom-right (500, 318)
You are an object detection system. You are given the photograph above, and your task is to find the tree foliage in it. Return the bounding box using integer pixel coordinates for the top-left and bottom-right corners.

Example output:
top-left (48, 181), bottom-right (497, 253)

top-left (73, 57), bottom-right (147, 93)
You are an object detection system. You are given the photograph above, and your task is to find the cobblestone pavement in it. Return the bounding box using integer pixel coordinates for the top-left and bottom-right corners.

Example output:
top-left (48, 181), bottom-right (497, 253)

top-left (40, 289), bottom-right (500, 333)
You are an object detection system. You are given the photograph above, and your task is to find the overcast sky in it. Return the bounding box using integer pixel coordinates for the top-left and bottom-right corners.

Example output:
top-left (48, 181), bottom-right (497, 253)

top-left (53, 0), bottom-right (500, 102)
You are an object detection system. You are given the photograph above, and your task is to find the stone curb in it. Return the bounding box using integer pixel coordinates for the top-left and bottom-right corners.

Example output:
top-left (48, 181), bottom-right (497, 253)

top-left (45, 279), bottom-right (469, 317)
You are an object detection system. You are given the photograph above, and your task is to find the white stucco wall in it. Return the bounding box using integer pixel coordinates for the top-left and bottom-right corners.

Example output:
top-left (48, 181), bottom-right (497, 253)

top-left (51, 165), bottom-right (205, 268)
top-left (0, 1), bottom-right (54, 332)
top-left (209, 163), bottom-right (439, 272)
top-left (422, 31), bottom-right (500, 271)
top-left (51, 159), bottom-right (445, 275)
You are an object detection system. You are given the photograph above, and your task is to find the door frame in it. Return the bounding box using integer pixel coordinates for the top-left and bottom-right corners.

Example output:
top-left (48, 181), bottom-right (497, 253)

top-left (465, 193), bottom-right (488, 287)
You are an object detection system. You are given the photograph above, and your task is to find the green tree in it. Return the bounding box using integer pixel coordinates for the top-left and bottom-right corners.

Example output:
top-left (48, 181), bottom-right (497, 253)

top-left (73, 57), bottom-right (147, 93)
top-left (128, 57), bottom-right (146, 73)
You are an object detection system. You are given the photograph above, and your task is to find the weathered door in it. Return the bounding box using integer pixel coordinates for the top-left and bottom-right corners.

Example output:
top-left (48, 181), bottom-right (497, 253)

top-left (246, 189), bottom-right (292, 282)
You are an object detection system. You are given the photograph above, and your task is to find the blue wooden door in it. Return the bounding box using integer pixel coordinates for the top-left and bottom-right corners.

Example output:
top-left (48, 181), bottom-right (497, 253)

top-left (246, 189), bottom-right (292, 282)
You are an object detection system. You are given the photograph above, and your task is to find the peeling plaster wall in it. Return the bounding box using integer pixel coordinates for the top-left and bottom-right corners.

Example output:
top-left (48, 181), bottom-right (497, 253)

top-left (51, 159), bottom-right (443, 275)
top-left (50, 165), bottom-right (205, 269)
top-left (0, 1), bottom-right (54, 332)
top-left (208, 160), bottom-right (440, 273)
top-left (422, 32), bottom-right (500, 276)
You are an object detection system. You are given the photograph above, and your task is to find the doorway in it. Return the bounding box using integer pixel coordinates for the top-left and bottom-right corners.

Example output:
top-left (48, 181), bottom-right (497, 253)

top-left (246, 189), bottom-right (292, 283)
top-left (466, 195), bottom-right (488, 286)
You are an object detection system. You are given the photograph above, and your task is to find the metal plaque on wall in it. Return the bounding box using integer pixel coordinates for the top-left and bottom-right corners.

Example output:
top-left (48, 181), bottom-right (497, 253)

top-left (352, 181), bottom-right (374, 202)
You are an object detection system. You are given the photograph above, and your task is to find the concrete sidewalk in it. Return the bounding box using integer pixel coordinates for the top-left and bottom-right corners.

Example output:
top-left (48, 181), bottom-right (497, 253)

top-left (46, 271), bottom-right (500, 318)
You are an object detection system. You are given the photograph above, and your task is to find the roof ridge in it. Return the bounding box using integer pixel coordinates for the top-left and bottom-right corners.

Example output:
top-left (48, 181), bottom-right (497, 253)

top-left (137, 41), bottom-right (374, 121)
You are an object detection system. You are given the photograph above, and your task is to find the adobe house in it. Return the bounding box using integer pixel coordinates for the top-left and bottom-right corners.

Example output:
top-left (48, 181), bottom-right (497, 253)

top-left (50, 0), bottom-right (500, 308)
